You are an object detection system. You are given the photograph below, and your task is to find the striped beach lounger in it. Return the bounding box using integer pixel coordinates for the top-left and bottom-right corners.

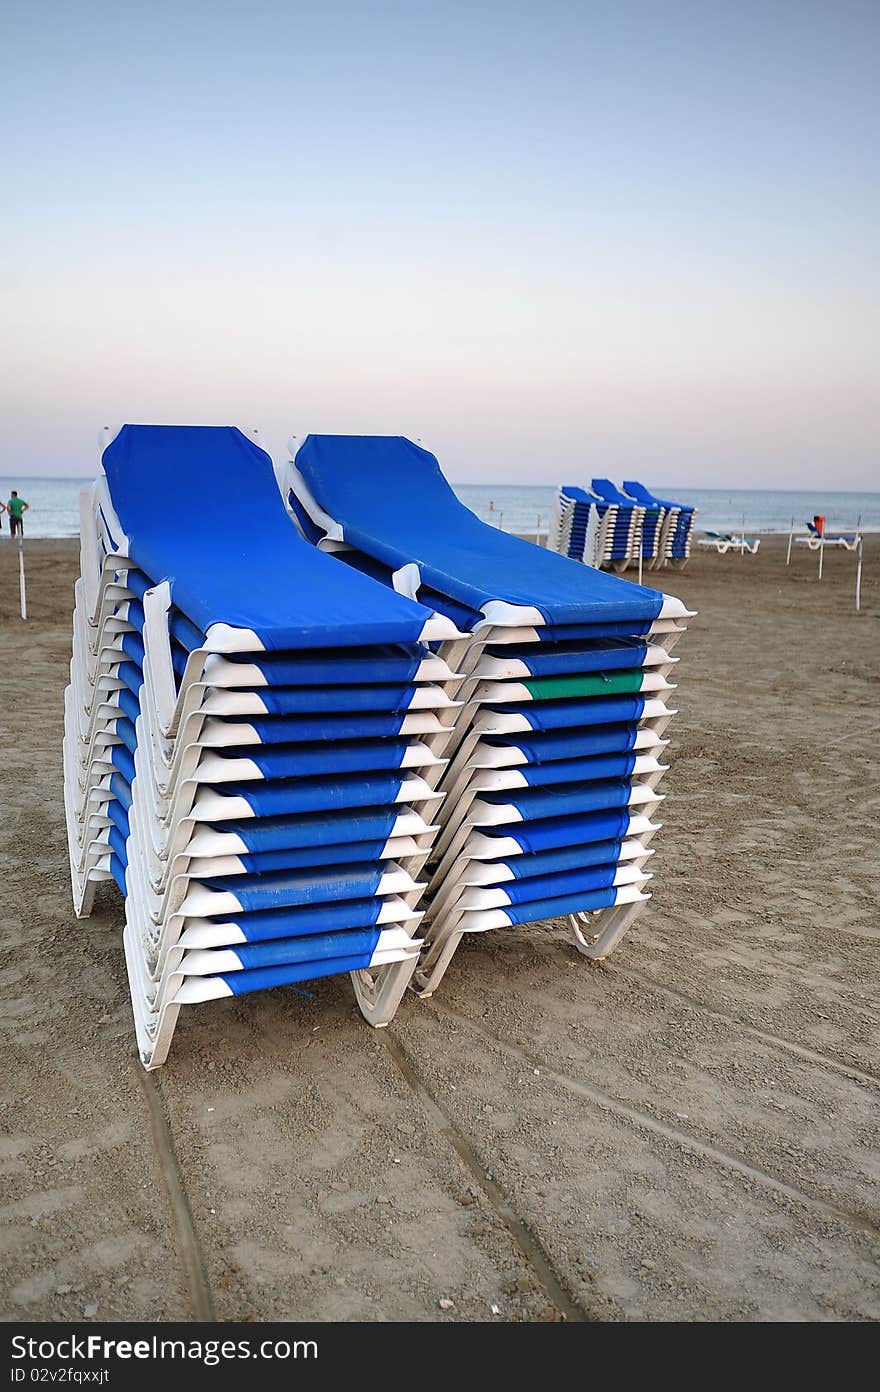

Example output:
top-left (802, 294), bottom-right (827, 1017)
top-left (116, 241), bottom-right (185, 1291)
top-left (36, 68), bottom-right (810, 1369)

top-left (64, 424), bottom-right (469, 1067)
top-left (281, 433), bottom-right (693, 993)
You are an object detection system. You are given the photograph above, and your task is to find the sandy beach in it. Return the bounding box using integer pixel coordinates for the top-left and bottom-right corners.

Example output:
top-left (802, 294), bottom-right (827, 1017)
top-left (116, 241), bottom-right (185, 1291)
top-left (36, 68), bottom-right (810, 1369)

top-left (1, 534), bottom-right (878, 1323)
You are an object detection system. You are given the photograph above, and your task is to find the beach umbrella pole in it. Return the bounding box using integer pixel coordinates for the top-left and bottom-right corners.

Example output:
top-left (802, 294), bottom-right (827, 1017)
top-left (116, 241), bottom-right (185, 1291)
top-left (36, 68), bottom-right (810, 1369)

top-left (818, 537), bottom-right (824, 580)
top-left (855, 539), bottom-right (863, 613)
top-left (18, 538), bottom-right (27, 621)
top-left (786, 515), bottom-right (794, 565)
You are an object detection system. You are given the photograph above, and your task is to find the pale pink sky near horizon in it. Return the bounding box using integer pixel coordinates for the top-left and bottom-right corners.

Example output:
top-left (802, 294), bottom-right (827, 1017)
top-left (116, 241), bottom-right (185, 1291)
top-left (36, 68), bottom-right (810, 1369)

top-left (2, 1), bottom-right (878, 488)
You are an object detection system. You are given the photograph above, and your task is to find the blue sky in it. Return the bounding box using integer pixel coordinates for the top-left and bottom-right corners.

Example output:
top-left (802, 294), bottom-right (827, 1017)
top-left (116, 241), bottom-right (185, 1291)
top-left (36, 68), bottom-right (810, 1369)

top-left (2, 0), bottom-right (877, 485)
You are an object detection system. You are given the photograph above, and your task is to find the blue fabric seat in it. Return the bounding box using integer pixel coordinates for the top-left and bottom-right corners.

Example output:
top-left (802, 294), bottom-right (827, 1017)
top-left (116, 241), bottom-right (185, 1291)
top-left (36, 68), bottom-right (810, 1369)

top-left (216, 711), bottom-right (423, 744)
top-left (204, 737), bottom-right (416, 780)
top-left (292, 435), bottom-right (665, 623)
top-left (477, 808), bottom-right (634, 854)
top-left (215, 806), bottom-right (402, 852)
top-left (478, 778), bottom-right (640, 822)
top-left (210, 772), bottom-right (415, 819)
top-left (201, 862), bottom-right (391, 912)
top-left (489, 695), bottom-right (648, 729)
top-left (228, 839), bottom-right (395, 876)
top-left (210, 895), bottom-right (387, 943)
top-left (497, 838), bottom-right (626, 878)
top-left (493, 861), bottom-right (622, 904)
top-left (483, 637), bottom-right (649, 675)
top-left (496, 886), bottom-right (620, 926)
top-left (249, 685), bottom-right (438, 716)
top-left (103, 425), bottom-right (436, 649)
top-left (510, 752), bottom-right (638, 788)
top-left (483, 723), bottom-right (639, 763)
top-left (224, 645), bottom-right (433, 685)
top-left (215, 951), bottom-right (388, 997)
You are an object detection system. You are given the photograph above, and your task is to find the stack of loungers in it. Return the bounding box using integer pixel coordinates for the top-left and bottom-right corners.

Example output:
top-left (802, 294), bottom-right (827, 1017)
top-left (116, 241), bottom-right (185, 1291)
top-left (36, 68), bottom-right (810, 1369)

top-left (283, 435), bottom-right (692, 997)
top-left (587, 479), bottom-right (646, 570)
top-left (621, 483), bottom-right (664, 566)
top-left (63, 425), bottom-right (465, 1067)
top-left (549, 486), bottom-right (606, 566)
top-left (549, 479), bottom-right (697, 570)
top-left (622, 482), bottom-right (697, 565)
top-left (548, 480), bottom-right (642, 570)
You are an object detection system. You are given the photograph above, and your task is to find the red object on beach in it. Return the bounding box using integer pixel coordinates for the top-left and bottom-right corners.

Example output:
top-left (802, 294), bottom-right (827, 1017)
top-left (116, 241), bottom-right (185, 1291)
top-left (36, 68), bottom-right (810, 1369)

top-left (813, 514), bottom-right (826, 537)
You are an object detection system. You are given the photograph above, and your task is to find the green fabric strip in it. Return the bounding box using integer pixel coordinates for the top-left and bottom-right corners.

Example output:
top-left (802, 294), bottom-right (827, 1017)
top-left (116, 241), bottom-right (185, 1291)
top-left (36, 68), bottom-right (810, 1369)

top-left (523, 671), bottom-right (645, 700)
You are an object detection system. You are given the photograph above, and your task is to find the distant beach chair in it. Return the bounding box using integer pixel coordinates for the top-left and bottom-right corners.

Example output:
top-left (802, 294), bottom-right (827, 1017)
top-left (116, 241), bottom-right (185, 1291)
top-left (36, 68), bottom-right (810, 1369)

top-left (549, 485), bottom-right (594, 561)
top-left (587, 479), bottom-right (646, 572)
top-left (795, 521), bottom-right (861, 551)
top-left (622, 482), bottom-right (698, 568)
top-left (548, 485), bottom-right (609, 566)
top-left (281, 433), bottom-right (694, 989)
top-left (65, 424), bottom-right (467, 1068)
top-left (698, 531), bottom-right (761, 555)
top-left (619, 483), bottom-right (665, 566)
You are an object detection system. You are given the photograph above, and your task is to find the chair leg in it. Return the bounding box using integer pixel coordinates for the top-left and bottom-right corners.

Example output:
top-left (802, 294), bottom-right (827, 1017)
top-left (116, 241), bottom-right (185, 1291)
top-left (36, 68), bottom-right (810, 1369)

top-left (568, 899), bottom-right (646, 960)
top-left (350, 957), bottom-right (419, 1027)
top-left (411, 929), bottom-right (466, 997)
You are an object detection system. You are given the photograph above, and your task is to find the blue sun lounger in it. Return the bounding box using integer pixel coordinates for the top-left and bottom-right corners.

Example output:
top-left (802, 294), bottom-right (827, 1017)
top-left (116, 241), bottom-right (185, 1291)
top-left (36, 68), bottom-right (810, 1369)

top-left (587, 479), bottom-right (646, 570)
top-left (64, 424), bottom-right (468, 1068)
top-left (622, 482), bottom-right (698, 565)
top-left (548, 486), bottom-right (604, 565)
top-left (795, 521), bottom-right (861, 551)
top-left (282, 434), bottom-right (692, 991)
top-left (285, 436), bottom-right (681, 624)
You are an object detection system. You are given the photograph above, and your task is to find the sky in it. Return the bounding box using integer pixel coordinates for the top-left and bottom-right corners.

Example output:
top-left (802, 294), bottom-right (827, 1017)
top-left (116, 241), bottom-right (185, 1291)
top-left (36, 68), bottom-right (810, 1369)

top-left (1, 0), bottom-right (878, 487)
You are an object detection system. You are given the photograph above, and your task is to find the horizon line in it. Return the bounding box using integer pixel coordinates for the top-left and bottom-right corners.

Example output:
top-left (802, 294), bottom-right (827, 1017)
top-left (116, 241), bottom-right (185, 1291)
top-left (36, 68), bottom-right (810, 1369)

top-left (3, 475), bottom-right (880, 497)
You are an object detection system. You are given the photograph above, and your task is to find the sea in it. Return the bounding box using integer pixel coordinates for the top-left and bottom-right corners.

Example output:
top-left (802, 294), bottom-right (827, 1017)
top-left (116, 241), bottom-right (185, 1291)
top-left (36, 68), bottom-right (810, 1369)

top-left (2, 475), bottom-right (879, 540)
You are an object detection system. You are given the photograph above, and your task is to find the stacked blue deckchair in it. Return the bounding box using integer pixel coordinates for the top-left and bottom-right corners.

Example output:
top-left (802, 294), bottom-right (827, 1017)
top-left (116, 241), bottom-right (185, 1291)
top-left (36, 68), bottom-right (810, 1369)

top-left (586, 479), bottom-right (646, 571)
top-left (63, 425), bottom-right (465, 1068)
top-left (549, 487), bottom-right (608, 567)
top-left (622, 482), bottom-right (697, 565)
top-left (282, 435), bottom-right (692, 997)
top-left (620, 482), bottom-right (664, 565)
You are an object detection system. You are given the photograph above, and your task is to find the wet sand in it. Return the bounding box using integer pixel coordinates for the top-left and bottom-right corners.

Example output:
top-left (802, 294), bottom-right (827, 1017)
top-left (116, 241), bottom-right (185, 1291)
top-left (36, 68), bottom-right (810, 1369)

top-left (1, 535), bottom-right (878, 1322)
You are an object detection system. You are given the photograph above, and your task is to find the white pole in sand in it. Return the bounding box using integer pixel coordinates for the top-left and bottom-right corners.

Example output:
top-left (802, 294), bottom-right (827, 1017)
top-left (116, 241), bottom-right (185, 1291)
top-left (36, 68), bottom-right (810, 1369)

top-left (786, 515), bottom-right (794, 565)
top-left (741, 513), bottom-right (746, 557)
top-left (855, 538), bottom-right (863, 613)
top-left (18, 538), bottom-right (27, 621)
top-left (818, 534), bottom-right (824, 580)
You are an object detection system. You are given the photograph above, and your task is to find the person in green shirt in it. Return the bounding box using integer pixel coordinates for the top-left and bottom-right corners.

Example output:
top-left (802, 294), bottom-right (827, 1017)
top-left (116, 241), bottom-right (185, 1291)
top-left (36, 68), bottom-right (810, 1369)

top-left (6, 491), bottom-right (29, 538)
